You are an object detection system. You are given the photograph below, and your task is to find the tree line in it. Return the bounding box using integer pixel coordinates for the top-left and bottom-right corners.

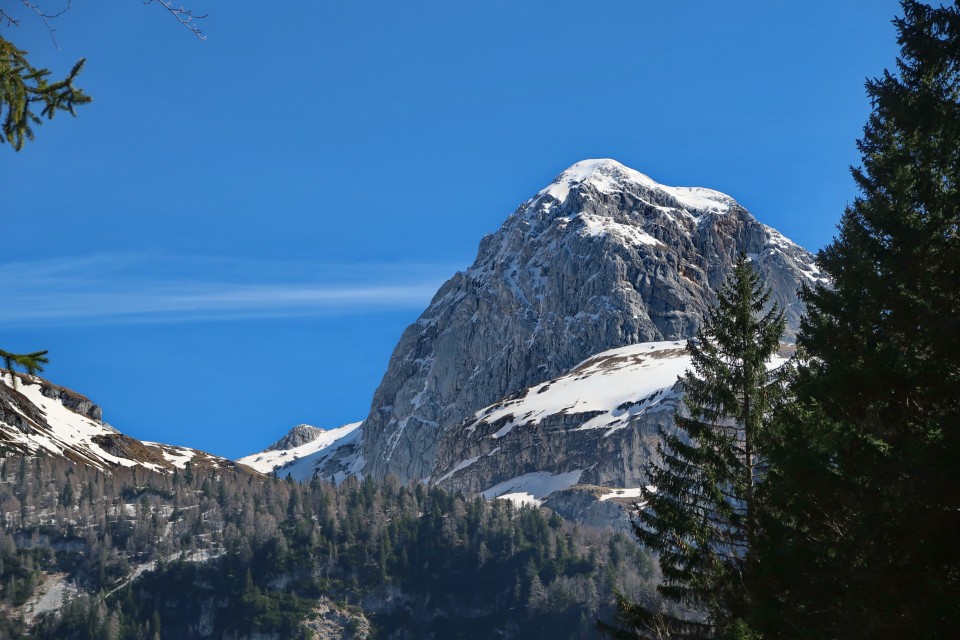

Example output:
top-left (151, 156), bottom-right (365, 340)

top-left (0, 452), bottom-right (660, 639)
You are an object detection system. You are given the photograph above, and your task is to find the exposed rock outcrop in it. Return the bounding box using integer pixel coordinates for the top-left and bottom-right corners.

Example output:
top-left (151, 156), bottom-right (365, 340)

top-left (266, 424), bottom-right (326, 451)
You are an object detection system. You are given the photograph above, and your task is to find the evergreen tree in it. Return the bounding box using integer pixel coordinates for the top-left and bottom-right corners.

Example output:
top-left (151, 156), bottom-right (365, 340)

top-left (0, 36), bottom-right (89, 150)
top-left (0, 348), bottom-right (48, 388)
top-left (1, 1), bottom-right (205, 150)
top-left (757, 2), bottom-right (960, 637)
top-left (607, 255), bottom-right (785, 639)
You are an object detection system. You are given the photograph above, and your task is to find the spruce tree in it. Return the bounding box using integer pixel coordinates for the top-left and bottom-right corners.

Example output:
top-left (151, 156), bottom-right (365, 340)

top-left (0, 36), bottom-right (90, 150)
top-left (0, 348), bottom-right (49, 388)
top-left (757, 2), bottom-right (960, 637)
top-left (607, 255), bottom-right (785, 639)
top-left (1, 2), bottom-right (205, 150)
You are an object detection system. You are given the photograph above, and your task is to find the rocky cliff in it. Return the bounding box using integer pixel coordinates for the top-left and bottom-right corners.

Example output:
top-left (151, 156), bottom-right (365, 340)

top-left (360, 159), bottom-right (820, 482)
top-left (431, 341), bottom-right (691, 497)
top-left (431, 340), bottom-right (790, 523)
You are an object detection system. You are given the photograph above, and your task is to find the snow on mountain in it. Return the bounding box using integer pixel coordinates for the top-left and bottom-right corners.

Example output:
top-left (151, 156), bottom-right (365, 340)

top-left (539, 159), bottom-right (734, 214)
top-left (359, 158), bottom-right (820, 483)
top-left (238, 422), bottom-right (364, 483)
top-left (0, 372), bottom-right (251, 474)
top-left (464, 340), bottom-right (692, 442)
top-left (434, 340), bottom-right (791, 508)
top-left (479, 470), bottom-right (584, 507)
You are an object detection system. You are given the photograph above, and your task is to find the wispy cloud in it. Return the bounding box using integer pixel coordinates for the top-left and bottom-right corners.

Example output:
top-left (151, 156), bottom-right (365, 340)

top-left (0, 253), bottom-right (455, 325)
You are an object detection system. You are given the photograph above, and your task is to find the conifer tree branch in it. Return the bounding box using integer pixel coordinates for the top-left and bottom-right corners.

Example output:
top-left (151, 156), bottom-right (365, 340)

top-left (0, 35), bottom-right (91, 149)
top-left (0, 348), bottom-right (48, 387)
top-left (0, 1), bottom-right (206, 149)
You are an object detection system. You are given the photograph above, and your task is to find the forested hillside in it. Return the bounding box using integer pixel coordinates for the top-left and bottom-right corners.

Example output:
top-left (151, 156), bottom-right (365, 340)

top-left (0, 454), bottom-right (657, 638)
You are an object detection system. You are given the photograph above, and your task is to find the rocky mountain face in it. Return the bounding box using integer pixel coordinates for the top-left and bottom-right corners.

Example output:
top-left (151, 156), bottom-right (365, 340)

top-left (0, 371), bottom-right (255, 475)
top-left (360, 159), bottom-right (821, 483)
top-left (432, 341), bottom-right (692, 497)
top-left (431, 340), bottom-right (790, 526)
top-left (266, 424), bottom-right (326, 451)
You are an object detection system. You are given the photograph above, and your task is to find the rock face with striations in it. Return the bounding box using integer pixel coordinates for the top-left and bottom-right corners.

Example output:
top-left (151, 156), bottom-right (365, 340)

top-left (360, 159), bottom-right (822, 483)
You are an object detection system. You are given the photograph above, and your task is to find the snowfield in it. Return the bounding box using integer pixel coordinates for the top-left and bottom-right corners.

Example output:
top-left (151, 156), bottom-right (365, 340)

top-left (465, 341), bottom-right (691, 441)
top-left (481, 470), bottom-right (584, 507)
top-left (465, 340), bottom-right (790, 441)
top-left (439, 340), bottom-right (791, 508)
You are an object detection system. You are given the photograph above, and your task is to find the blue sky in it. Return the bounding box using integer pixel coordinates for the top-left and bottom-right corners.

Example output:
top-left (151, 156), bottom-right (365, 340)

top-left (2, 0), bottom-right (902, 458)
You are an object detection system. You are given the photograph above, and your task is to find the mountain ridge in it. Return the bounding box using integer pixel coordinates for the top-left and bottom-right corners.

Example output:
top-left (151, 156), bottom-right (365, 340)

top-left (0, 371), bottom-right (256, 476)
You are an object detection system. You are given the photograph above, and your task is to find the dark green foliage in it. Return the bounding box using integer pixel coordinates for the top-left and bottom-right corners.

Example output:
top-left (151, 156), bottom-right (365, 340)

top-left (611, 255), bottom-right (785, 639)
top-left (0, 453), bottom-right (655, 639)
top-left (0, 37), bottom-right (89, 150)
top-left (756, 2), bottom-right (960, 637)
top-left (0, 349), bottom-right (49, 388)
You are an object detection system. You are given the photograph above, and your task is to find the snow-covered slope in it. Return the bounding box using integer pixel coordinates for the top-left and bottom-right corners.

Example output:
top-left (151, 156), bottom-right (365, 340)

top-left (434, 340), bottom-right (790, 509)
top-left (0, 372), bottom-right (253, 475)
top-left (463, 340), bottom-right (692, 442)
top-left (238, 422), bottom-right (364, 482)
top-left (360, 158), bottom-right (820, 483)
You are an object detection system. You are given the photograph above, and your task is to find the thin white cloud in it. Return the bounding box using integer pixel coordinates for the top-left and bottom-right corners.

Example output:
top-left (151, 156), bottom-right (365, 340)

top-left (0, 253), bottom-right (454, 325)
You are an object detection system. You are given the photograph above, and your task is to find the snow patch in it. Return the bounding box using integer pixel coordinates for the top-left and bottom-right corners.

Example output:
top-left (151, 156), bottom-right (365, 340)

top-left (598, 486), bottom-right (652, 502)
top-left (2, 376), bottom-right (138, 468)
top-left (578, 213), bottom-right (661, 246)
top-left (465, 340), bottom-right (790, 440)
top-left (481, 470), bottom-right (582, 506)
top-left (469, 341), bottom-right (690, 435)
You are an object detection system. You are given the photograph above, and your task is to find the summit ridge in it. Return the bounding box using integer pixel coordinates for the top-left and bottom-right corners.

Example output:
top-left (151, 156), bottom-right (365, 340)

top-left (537, 158), bottom-right (733, 214)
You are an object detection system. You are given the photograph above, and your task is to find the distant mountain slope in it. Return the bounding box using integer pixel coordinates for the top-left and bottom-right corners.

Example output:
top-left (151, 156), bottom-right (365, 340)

top-left (360, 159), bottom-right (819, 482)
top-left (0, 372), bottom-right (253, 474)
top-left (238, 422), bottom-right (364, 482)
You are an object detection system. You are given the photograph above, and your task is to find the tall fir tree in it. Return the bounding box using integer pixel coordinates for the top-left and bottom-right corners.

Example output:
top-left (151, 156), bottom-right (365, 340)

top-left (605, 255), bottom-right (785, 639)
top-left (756, 2), bottom-right (960, 637)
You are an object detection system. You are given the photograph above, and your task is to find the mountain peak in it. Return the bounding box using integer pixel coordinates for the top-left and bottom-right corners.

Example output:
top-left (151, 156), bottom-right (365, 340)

top-left (361, 161), bottom-right (820, 482)
top-left (266, 424), bottom-right (326, 452)
top-left (538, 158), bottom-right (733, 214)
